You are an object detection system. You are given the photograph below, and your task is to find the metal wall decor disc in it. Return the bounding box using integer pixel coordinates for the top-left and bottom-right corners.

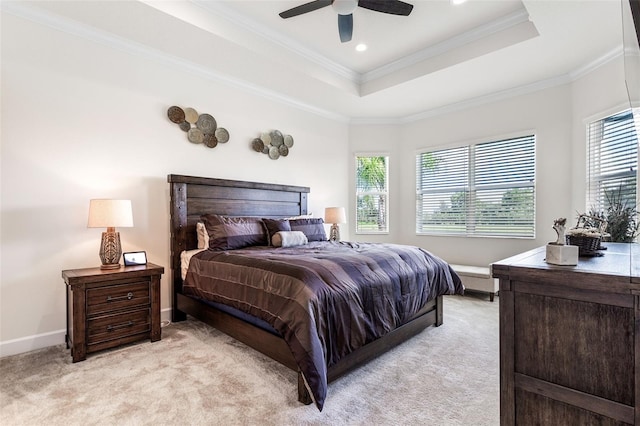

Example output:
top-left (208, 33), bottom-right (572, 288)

top-left (268, 146), bottom-right (280, 160)
top-left (168, 106), bottom-right (185, 123)
top-left (271, 130), bottom-right (284, 147)
top-left (188, 128), bottom-right (204, 144)
top-left (196, 113), bottom-right (217, 134)
top-left (278, 145), bottom-right (289, 156)
top-left (284, 134), bottom-right (294, 147)
top-left (251, 138), bottom-right (264, 152)
top-left (262, 146), bottom-right (269, 154)
top-left (260, 132), bottom-right (271, 145)
top-left (215, 127), bottom-right (229, 143)
top-left (204, 134), bottom-right (218, 148)
top-left (184, 107), bottom-right (199, 124)
top-left (178, 121), bottom-right (191, 132)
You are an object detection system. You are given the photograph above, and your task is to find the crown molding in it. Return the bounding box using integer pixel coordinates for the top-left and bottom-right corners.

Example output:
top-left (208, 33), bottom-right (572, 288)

top-left (193, 2), bottom-right (534, 91)
top-left (193, 0), bottom-right (359, 83)
top-left (402, 74), bottom-right (572, 123)
top-left (361, 9), bottom-right (532, 84)
top-left (569, 46), bottom-right (623, 80)
top-left (2, 1), bottom-right (349, 123)
top-left (351, 45), bottom-right (624, 125)
top-left (350, 73), bottom-right (572, 125)
top-left (2, 1), bottom-right (624, 126)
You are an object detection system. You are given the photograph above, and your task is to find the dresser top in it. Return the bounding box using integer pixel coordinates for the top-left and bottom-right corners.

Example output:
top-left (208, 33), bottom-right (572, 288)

top-left (492, 243), bottom-right (640, 290)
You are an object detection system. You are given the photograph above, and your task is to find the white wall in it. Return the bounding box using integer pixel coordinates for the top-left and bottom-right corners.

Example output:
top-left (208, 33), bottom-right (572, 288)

top-left (0, 12), bottom-right (349, 354)
top-left (350, 85), bottom-right (573, 266)
top-left (349, 57), bottom-right (631, 267)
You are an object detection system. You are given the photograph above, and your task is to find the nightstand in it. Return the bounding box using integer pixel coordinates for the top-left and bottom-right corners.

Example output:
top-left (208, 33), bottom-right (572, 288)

top-left (62, 263), bottom-right (164, 362)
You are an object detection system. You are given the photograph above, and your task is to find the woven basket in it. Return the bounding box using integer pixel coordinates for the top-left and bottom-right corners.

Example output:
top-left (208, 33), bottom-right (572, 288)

top-left (566, 235), bottom-right (601, 255)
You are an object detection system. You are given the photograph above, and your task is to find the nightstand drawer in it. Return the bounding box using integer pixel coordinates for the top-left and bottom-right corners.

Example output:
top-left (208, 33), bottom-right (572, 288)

top-left (87, 307), bottom-right (150, 346)
top-left (87, 281), bottom-right (149, 316)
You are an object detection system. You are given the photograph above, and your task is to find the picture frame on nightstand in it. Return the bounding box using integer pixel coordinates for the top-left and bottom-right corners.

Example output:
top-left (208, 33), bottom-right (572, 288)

top-left (123, 251), bottom-right (147, 266)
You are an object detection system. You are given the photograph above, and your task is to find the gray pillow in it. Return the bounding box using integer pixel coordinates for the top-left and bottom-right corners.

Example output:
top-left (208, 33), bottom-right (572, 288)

top-left (200, 214), bottom-right (267, 250)
top-left (262, 218), bottom-right (292, 246)
top-left (289, 218), bottom-right (327, 242)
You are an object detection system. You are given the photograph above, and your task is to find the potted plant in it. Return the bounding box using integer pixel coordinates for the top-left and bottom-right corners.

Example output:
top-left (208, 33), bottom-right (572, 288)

top-left (587, 185), bottom-right (639, 243)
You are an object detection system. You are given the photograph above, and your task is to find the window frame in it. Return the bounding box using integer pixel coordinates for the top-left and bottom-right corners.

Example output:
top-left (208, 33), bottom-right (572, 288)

top-left (415, 133), bottom-right (536, 239)
top-left (355, 153), bottom-right (390, 235)
top-left (586, 108), bottom-right (639, 224)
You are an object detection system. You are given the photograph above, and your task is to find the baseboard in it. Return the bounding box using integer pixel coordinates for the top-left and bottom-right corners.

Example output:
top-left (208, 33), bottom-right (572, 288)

top-left (0, 308), bottom-right (173, 358)
top-left (0, 329), bottom-right (66, 358)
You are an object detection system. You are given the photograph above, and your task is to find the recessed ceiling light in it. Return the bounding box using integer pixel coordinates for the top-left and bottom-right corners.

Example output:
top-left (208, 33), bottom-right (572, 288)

top-left (451, 0), bottom-right (467, 5)
top-left (356, 43), bottom-right (367, 52)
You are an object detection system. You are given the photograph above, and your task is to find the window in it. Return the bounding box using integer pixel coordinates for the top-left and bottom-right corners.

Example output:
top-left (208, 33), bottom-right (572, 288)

top-left (587, 109), bottom-right (638, 214)
top-left (356, 155), bottom-right (389, 233)
top-left (416, 135), bottom-right (536, 237)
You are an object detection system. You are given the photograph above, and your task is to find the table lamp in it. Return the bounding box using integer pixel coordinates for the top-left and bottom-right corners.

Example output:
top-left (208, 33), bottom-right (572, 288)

top-left (324, 207), bottom-right (346, 242)
top-left (88, 199), bottom-right (133, 269)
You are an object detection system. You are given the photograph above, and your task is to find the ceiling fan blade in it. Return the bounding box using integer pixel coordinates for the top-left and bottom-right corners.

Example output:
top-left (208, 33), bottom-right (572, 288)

top-left (279, 0), bottom-right (332, 18)
top-left (338, 14), bottom-right (353, 42)
top-left (358, 0), bottom-right (413, 16)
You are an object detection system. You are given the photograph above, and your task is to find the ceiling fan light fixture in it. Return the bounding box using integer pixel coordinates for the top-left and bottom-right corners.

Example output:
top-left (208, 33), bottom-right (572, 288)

top-left (279, 0), bottom-right (413, 44)
top-left (332, 0), bottom-right (358, 15)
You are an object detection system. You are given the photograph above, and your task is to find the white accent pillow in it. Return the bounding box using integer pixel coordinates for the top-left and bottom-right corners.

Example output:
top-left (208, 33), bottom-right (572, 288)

top-left (271, 231), bottom-right (308, 248)
top-left (196, 222), bottom-right (209, 249)
top-left (180, 248), bottom-right (205, 280)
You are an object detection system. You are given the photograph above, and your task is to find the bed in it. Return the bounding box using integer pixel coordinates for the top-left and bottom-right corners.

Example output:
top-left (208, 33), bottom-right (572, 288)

top-left (168, 174), bottom-right (463, 410)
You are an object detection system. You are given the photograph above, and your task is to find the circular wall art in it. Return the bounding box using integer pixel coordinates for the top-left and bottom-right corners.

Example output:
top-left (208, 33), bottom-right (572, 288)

top-left (167, 105), bottom-right (229, 150)
top-left (252, 129), bottom-right (294, 160)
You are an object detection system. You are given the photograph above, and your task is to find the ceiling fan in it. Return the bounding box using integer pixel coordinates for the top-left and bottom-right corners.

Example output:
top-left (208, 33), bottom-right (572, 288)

top-left (279, 0), bottom-right (414, 43)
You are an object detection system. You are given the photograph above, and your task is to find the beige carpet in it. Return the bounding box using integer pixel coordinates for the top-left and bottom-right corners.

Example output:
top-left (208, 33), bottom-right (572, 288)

top-left (1, 294), bottom-right (499, 425)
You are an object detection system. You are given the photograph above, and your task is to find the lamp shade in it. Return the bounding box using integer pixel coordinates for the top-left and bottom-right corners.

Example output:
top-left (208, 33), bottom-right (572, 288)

top-left (87, 199), bottom-right (133, 228)
top-left (324, 207), bottom-right (346, 224)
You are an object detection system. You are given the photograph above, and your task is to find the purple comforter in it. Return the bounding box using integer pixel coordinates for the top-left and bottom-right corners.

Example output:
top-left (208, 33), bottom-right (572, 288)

top-left (183, 241), bottom-right (463, 410)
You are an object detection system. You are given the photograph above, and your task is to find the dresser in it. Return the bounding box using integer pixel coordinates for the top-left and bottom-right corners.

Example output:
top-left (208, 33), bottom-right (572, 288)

top-left (62, 263), bottom-right (164, 362)
top-left (493, 243), bottom-right (640, 425)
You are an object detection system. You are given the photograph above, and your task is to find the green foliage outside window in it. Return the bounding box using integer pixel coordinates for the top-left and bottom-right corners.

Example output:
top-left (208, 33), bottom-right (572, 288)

top-left (356, 156), bottom-right (388, 233)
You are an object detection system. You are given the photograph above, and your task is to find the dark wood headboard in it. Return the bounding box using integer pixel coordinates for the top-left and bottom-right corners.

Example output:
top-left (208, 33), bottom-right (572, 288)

top-left (167, 174), bottom-right (310, 313)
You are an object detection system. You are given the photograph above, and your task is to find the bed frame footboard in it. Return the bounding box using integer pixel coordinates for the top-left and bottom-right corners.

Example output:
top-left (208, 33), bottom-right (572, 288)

top-left (176, 291), bottom-right (443, 405)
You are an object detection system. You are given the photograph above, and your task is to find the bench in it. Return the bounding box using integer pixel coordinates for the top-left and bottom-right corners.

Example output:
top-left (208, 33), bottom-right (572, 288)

top-left (450, 264), bottom-right (498, 302)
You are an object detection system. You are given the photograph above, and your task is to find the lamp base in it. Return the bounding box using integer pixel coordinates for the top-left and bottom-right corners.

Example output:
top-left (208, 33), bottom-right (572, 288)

top-left (329, 224), bottom-right (340, 242)
top-left (99, 229), bottom-right (122, 269)
top-left (100, 263), bottom-right (121, 270)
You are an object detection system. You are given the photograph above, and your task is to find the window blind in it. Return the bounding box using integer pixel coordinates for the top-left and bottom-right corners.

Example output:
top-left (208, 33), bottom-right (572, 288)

top-left (416, 135), bottom-right (536, 237)
top-left (587, 110), bottom-right (638, 213)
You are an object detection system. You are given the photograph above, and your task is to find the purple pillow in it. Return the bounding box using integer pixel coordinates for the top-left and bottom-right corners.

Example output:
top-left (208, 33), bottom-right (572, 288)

top-left (200, 214), bottom-right (267, 250)
top-left (289, 218), bottom-right (327, 242)
top-left (263, 218), bottom-right (291, 246)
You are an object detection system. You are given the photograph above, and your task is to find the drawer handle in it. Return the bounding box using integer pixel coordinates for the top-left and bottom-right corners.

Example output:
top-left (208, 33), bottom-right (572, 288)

top-left (107, 321), bottom-right (134, 332)
top-left (107, 292), bottom-right (133, 302)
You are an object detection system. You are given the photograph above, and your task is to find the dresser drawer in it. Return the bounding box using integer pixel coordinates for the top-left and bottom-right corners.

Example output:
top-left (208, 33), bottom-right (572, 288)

top-left (87, 281), bottom-right (149, 316)
top-left (87, 307), bottom-right (150, 347)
